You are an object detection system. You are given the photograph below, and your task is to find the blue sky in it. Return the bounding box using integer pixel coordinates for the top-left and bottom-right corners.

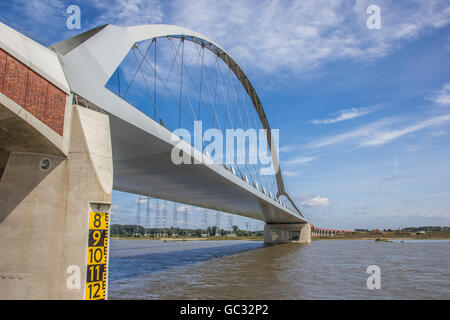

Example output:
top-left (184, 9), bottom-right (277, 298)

top-left (2, 0), bottom-right (449, 230)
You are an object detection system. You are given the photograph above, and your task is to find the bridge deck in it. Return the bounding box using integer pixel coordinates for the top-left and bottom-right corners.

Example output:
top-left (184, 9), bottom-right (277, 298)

top-left (109, 112), bottom-right (304, 223)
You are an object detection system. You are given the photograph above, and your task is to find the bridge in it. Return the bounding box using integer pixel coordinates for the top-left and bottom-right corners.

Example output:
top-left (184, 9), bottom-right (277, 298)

top-left (0, 22), bottom-right (310, 299)
top-left (310, 225), bottom-right (353, 237)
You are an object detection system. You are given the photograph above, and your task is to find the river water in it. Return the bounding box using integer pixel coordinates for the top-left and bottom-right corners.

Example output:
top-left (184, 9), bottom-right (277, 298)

top-left (108, 239), bottom-right (450, 299)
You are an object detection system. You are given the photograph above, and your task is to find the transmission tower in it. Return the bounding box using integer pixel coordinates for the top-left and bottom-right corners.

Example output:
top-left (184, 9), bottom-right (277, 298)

top-left (172, 202), bottom-right (178, 236)
top-left (144, 197), bottom-right (151, 236)
top-left (134, 196), bottom-right (144, 236)
top-left (228, 215), bottom-right (235, 236)
top-left (202, 209), bottom-right (209, 237)
top-left (183, 207), bottom-right (189, 236)
top-left (162, 200), bottom-right (167, 237)
top-left (215, 212), bottom-right (221, 237)
top-left (245, 221), bottom-right (250, 236)
top-left (155, 199), bottom-right (160, 237)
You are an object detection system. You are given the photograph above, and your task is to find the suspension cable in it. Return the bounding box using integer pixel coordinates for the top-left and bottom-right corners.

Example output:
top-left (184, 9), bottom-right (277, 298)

top-left (131, 46), bottom-right (162, 122)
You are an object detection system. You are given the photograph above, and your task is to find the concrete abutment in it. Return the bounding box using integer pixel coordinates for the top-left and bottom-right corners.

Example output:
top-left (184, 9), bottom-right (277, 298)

top-left (264, 223), bottom-right (311, 244)
top-left (0, 103), bottom-right (113, 299)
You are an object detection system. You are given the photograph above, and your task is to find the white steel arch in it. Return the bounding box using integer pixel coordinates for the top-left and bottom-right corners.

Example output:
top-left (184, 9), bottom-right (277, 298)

top-left (53, 24), bottom-right (304, 220)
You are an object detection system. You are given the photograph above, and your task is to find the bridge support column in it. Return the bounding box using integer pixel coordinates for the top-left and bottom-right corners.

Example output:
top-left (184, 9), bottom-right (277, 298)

top-left (298, 223), bottom-right (311, 244)
top-left (0, 104), bottom-right (113, 299)
top-left (263, 223), bottom-right (311, 244)
top-left (278, 230), bottom-right (290, 241)
top-left (264, 224), bottom-right (275, 243)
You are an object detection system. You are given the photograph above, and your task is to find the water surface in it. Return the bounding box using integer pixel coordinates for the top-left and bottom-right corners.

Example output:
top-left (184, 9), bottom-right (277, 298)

top-left (108, 239), bottom-right (450, 299)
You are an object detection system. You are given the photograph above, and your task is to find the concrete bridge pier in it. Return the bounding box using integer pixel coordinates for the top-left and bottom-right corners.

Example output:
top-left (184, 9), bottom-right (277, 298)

top-left (264, 223), bottom-right (311, 244)
top-left (0, 99), bottom-right (113, 299)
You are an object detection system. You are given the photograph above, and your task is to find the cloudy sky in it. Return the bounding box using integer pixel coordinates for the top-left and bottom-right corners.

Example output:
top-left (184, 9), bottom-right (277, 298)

top-left (2, 0), bottom-right (449, 230)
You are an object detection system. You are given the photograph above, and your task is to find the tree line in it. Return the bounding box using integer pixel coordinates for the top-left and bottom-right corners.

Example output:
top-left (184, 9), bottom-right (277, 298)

top-left (110, 224), bottom-right (263, 237)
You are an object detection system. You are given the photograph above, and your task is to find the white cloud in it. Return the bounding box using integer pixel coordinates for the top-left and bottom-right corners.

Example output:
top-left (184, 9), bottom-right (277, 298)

top-left (9, 0), bottom-right (450, 78)
top-left (311, 106), bottom-right (383, 124)
top-left (18, 0), bottom-right (65, 23)
top-left (168, 0), bottom-right (450, 75)
top-left (300, 195), bottom-right (330, 207)
top-left (361, 114), bottom-right (450, 146)
top-left (10, 0), bottom-right (67, 42)
top-left (285, 156), bottom-right (317, 165)
top-left (430, 83), bottom-right (450, 106)
top-left (309, 114), bottom-right (450, 149)
top-left (308, 122), bottom-right (380, 148)
top-left (283, 170), bottom-right (302, 177)
top-left (10, 0), bottom-right (449, 81)
top-left (279, 145), bottom-right (296, 153)
top-left (92, 0), bottom-right (164, 26)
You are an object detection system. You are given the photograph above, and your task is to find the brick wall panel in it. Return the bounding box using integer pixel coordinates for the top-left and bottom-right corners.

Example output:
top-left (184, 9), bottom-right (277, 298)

top-left (0, 49), bottom-right (7, 92)
top-left (25, 70), bottom-right (49, 123)
top-left (0, 51), bottom-right (66, 136)
top-left (45, 85), bottom-right (66, 136)
top-left (3, 55), bottom-right (28, 106)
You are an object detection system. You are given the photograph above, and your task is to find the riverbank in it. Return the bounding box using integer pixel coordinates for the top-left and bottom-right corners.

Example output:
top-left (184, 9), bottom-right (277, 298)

top-left (111, 235), bottom-right (264, 241)
top-left (311, 236), bottom-right (450, 241)
top-left (111, 235), bottom-right (450, 242)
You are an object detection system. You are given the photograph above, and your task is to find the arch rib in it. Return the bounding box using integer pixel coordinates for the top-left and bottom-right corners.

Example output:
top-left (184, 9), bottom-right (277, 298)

top-left (53, 24), bottom-right (303, 217)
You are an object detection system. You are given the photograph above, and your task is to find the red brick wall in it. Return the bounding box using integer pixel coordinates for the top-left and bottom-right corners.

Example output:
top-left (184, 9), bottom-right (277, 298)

top-left (25, 69), bottom-right (49, 123)
top-left (0, 49), bottom-right (66, 136)
top-left (0, 50), bottom-right (6, 92)
top-left (2, 54), bottom-right (28, 106)
top-left (45, 85), bottom-right (66, 135)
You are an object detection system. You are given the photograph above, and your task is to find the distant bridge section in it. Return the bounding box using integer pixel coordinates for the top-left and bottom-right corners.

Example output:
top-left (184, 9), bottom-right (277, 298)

top-left (310, 225), bottom-right (353, 237)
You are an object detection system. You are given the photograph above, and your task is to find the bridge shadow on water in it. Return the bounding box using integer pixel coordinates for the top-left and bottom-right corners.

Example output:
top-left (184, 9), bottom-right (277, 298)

top-left (108, 241), bottom-right (264, 282)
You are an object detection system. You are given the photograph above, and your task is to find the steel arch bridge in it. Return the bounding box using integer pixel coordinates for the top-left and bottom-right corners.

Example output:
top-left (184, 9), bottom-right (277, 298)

top-left (0, 21), bottom-right (311, 300)
top-left (52, 24), bottom-right (305, 223)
